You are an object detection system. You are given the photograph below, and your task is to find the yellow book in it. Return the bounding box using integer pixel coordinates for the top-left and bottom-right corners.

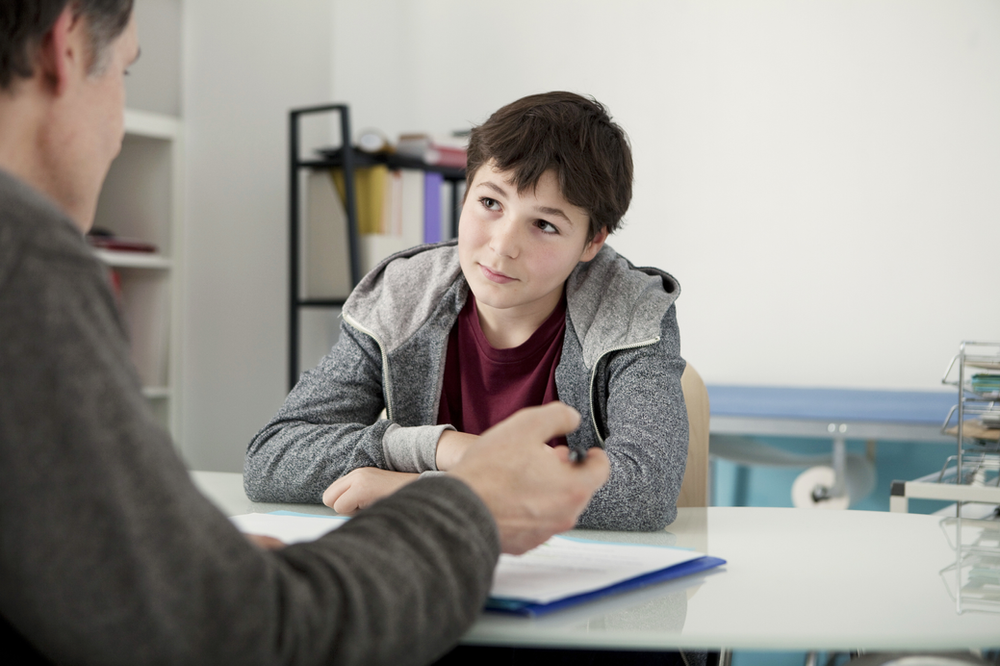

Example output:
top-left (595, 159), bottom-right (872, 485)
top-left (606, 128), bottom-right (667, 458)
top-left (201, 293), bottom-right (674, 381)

top-left (331, 165), bottom-right (389, 235)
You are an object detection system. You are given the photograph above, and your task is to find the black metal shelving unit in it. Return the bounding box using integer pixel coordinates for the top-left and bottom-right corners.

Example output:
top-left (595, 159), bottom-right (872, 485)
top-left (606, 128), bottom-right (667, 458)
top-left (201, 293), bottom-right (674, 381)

top-left (288, 104), bottom-right (465, 390)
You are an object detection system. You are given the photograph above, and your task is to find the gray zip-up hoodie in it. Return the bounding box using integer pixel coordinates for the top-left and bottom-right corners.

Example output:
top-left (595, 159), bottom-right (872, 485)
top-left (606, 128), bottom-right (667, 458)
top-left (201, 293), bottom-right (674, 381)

top-left (245, 242), bottom-right (688, 530)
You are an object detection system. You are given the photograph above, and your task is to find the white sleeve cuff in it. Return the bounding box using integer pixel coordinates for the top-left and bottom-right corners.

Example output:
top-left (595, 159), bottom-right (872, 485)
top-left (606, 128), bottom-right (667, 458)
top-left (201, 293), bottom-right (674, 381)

top-left (381, 423), bottom-right (456, 473)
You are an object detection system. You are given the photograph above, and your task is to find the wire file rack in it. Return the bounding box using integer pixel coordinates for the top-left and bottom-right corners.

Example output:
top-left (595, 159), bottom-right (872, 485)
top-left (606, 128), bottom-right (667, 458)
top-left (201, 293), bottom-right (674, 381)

top-left (891, 341), bottom-right (1000, 517)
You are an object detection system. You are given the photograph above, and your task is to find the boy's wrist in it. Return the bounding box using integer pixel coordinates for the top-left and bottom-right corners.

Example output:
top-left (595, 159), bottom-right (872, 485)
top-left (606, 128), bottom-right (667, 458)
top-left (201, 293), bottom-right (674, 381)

top-left (435, 430), bottom-right (476, 471)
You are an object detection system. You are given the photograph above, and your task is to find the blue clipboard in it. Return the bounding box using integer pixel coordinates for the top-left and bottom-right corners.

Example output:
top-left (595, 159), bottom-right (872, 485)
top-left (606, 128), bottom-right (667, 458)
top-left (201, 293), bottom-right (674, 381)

top-left (485, 555), bottom-right (727, 617)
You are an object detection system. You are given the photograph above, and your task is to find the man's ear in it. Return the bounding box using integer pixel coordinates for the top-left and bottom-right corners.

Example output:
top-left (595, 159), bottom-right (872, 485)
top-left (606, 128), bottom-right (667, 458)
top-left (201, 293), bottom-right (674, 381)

top-left (580, 227), bottom-right (609, 262)
top-left (36, 7), bottom-right (82, 96)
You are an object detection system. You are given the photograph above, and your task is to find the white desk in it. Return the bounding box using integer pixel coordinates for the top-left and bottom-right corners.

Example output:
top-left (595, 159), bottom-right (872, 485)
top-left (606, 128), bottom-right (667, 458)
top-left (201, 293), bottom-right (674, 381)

top-left (192, 471), bottom-right (999, 652)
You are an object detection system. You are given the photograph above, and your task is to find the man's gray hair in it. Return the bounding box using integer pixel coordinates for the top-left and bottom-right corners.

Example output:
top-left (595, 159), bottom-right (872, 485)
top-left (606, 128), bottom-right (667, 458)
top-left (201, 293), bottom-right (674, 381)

top-left (0, 0), bottom-right (134, 90)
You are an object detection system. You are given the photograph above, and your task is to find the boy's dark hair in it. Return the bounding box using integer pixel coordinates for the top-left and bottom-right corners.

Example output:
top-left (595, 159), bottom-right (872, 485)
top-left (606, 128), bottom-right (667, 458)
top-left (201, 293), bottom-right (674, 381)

top-left (0, 0), bottom-right (134, 90)
top-left (465, 91), bottom-right (633, 240)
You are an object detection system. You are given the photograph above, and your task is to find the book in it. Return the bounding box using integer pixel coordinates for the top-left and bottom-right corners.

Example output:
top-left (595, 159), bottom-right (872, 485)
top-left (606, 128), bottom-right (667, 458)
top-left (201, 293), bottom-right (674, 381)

top-left (302, 171), bottom-right (351, 300)
top-left (86, 227), bottom-right (158, 253)
top-left (423, 171), bottom-right (444, 244)
top-left (332, 164), bottom-right (389, 236)
top-left (353, 168), bottom-right (426, 275)
top-left (398, 168), bottom-right (424, 249)
top-left (396, 133), bottom-right (468, 169)
top-left (386, 169), bottom-right (401, 236)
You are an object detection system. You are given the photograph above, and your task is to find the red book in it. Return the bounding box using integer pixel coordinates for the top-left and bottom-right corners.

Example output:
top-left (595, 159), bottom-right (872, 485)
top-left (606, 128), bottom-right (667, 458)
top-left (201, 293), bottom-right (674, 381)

top-left (87, 231), bottom-right (157, 253)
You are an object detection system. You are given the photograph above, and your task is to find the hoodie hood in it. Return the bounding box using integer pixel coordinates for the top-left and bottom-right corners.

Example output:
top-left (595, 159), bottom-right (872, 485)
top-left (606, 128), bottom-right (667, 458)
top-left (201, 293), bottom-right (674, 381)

top-left (342, 241), bottom-right (680, 369)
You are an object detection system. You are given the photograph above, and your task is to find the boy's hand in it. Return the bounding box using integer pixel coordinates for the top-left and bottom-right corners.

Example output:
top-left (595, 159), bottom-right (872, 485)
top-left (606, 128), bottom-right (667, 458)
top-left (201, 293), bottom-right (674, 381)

top-left (435, 430), bottom-right (479, 471)
top-left (322, 468), bottom-right (419, 515)
top-left (450, 402), bottom-right (610, 554)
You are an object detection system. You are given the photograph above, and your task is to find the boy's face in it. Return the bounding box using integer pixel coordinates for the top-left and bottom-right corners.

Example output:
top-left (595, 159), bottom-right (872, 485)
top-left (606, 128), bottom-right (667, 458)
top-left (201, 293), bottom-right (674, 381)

top-left (458, 163), bottom-right (607, 327)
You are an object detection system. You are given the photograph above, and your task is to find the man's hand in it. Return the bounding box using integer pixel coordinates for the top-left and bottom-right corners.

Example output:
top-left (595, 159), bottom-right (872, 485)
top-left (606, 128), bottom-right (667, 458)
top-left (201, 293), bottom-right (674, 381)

top-left (322, 468), bottom-right (419, 515)
top-left (450, 402), bottom-right (610, 555)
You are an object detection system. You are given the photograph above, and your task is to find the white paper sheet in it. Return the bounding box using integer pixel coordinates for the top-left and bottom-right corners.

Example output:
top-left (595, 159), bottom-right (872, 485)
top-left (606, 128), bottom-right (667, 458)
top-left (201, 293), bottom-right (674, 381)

top-left (491, 536), bottom-right (704, 604)
top-left (230, 512), bottom-right (707, 605)
top-left (229, 512), bottom-right (346, 544)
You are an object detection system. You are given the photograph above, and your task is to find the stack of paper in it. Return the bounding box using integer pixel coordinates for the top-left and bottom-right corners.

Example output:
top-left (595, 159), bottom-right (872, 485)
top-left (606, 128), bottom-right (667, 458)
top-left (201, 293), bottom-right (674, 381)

top-left (230, 512), bottom-right (726, 617)
top-left (488, 535), bottom-right (725, 616)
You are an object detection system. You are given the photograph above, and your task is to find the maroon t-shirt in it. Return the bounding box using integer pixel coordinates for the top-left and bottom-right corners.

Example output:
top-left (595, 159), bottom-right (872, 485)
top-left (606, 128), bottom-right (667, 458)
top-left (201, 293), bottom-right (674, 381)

top-left (437, 294), bottom-right (568, 448)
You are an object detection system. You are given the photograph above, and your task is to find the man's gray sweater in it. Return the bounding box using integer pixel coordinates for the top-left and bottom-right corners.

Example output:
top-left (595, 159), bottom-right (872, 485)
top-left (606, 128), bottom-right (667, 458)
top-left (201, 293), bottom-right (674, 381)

top-left (0, 169), bottom-right (499, 666)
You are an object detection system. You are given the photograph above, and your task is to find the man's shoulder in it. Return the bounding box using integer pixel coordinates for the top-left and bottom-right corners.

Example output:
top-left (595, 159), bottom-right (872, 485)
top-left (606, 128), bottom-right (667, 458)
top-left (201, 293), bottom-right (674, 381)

top-left (0, 170), bottom-right (93, 294)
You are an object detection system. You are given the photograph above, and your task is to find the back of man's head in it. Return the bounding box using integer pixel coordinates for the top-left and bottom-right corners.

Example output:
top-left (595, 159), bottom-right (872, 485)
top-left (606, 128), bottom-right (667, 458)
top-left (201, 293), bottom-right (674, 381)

top-left (465, 91), bottom-right (634, 242)
top-left (0, 0), bottom-right (134, 90)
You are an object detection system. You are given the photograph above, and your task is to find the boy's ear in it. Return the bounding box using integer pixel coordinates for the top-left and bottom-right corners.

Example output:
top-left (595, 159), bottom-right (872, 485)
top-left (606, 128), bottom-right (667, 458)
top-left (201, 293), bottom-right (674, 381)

top-left (580, 227), bottom-right (609, 262)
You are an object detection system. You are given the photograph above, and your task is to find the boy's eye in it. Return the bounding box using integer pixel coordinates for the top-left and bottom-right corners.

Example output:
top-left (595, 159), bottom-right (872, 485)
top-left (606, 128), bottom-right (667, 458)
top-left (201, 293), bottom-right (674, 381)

top-left (480, 197), bottom-right (501, 212)
top-left (536, 220), bottom-right (559, 234)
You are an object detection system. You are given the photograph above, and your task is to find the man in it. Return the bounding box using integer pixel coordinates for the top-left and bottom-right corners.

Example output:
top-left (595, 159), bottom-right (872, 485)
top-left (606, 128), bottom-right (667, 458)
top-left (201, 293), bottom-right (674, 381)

top-left (0, 2), bottom-right (610, 664)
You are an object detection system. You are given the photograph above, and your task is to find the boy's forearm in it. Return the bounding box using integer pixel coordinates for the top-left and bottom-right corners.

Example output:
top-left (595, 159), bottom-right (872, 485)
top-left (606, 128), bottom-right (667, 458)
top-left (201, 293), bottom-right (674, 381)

top-left (244, 324), bottom-right (393, 502)
top-left (244, 419), bottom-right (393, 503)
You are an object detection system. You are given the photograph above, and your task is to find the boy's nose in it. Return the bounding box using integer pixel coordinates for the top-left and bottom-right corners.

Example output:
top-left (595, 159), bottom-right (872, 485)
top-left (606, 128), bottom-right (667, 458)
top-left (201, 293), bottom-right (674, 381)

top-left (489, 218), bottom-right (521, 259)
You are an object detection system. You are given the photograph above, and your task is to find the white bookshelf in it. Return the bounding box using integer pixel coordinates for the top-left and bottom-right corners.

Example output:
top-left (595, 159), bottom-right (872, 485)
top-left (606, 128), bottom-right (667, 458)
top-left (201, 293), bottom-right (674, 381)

top-left (92, 248), bottom-right (173, 270)
top-left (92, 108), bottom-right (184, 443)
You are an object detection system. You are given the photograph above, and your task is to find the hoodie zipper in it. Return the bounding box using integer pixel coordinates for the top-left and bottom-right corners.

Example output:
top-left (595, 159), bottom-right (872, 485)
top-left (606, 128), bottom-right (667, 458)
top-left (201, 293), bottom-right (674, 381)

top-left (588, 337), bottom-right (660, 446)
top-left (342, 313), bottom-right (394, 421)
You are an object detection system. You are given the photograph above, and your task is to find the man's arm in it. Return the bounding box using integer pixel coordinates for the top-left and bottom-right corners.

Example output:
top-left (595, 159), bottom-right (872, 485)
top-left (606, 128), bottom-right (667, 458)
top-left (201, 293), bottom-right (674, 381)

top-left (0, 238), bottom-right (500, 666)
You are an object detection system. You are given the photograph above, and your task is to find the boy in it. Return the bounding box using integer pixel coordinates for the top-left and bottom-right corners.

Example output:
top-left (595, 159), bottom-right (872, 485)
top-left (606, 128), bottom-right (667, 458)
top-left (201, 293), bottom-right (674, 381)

top-left (245, 91), bottom-right (688, 531)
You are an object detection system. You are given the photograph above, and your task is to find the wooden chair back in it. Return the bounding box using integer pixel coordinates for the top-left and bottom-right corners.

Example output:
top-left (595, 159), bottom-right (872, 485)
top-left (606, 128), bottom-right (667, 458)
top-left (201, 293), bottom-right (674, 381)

top-left (677, 364), bottom-right (710, 508)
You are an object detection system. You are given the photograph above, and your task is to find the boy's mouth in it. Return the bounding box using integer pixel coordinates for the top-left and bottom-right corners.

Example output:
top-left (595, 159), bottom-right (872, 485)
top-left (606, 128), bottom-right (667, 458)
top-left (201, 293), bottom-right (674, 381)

top-left (479, 264), bottom-right (517, 284)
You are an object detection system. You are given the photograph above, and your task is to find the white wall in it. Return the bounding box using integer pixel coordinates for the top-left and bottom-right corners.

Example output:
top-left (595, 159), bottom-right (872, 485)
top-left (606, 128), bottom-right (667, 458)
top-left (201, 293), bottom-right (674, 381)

top-left (331, 0), bottom-right (1000, 390)
top-left (125, 0), bottom-right (181, 117)
top-left (182, 1), bottom-right (333, 471)
top-left (180, 0), bottom-right (1000, 471)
